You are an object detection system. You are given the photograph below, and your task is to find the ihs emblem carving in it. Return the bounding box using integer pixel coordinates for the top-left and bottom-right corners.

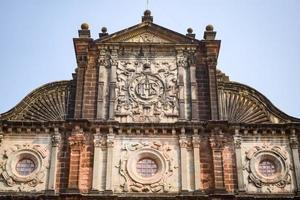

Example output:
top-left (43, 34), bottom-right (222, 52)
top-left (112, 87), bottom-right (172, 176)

top-left (115, 59), bottom-right (178, 123)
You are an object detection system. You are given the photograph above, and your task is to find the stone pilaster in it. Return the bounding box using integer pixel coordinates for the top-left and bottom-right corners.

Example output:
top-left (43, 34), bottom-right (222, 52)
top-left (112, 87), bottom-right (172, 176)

top-left (47, 128), bottom-right (61, 193)
top-left (92, 128), bottom-right (107, 192)
top-left (108, 48), bottom-right (118, 120)
top-left (233, 129), bottom-right (245, 193)
top-left (96, 46), bottom-right (108, 120)
top-left (209, 130), bottom-right (225, 192)
top-left (189, 50), bottom-right (199, 121)
top-left (289, 129), bottom-right (300, 194)
top-left (179, 128), bottom-right (189, 192)
top-left (192, 131), bottom-right (201, 191)
top-left (68, 127), bottom-right (85, 191)
top-left (105, 128), bottom-right (115, 192)
top-left (176, 49), bottom-right (188, 120)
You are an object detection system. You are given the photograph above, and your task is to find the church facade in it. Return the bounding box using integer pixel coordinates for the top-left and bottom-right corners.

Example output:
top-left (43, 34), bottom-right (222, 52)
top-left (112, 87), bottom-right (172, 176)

top-left (0, 11), bottom-right (300, 199)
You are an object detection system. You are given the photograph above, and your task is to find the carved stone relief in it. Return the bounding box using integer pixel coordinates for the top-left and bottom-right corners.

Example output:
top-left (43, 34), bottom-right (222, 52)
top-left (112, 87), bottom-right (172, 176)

top-left (123, 32), bottom-right (171, 43)
top-left (243, 144), bottom-right (292, 192)
top-left (0, 143), bottom-right (49, 191)
top-left (115, 58), bottom-right (178, 123)
top-left (116, 141), bottom-right (177, 193)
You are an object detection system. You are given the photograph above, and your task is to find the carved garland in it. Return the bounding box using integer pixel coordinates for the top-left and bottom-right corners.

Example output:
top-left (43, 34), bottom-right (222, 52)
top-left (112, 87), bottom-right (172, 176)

top-left (117, 141), bottom-right (176, 193)
top-left (244, 144), bottom-right (292, 189)
top-left (0, 143), bottom-right (49, 191)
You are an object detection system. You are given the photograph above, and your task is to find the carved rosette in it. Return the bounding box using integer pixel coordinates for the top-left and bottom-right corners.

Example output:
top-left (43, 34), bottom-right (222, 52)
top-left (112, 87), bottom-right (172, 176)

top-left (115, 58), bottom-right (178, 123)
top-left (117, 141), bottom-right (176, 193)
top-left (244, 144), bottom-right (292, 189)
top-left (0, 143), bottom-right (49, 191)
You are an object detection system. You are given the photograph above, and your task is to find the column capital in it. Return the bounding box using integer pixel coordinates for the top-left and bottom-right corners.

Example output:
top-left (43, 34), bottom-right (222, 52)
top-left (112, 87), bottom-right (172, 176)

top-left (52, 128), bottom-right (61, 147)
top-left (94, 133), bottom-right (107, 149)
top-left (107, 133), bottom-right (115, 148)
top-left (192, 135), bottom-right (201, 148)
top-left (290, 130), bottom-right (299, 149)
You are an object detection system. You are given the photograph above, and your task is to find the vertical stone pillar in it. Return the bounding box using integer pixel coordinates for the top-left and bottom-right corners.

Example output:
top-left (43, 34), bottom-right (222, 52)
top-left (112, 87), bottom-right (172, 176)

top-left (108, 48), bottom-right (118, 120)
top-left (68, 127), bottom-right (85, 191)
top-left (189, 50), bottom-right (199, 121)
top-left (176, 48), bottom-right (188, 120)
top-left (209, 130), bottom-right (225, 192)
top-left (92, 128), bottom-right (106, 191)
top-left (233, 129), bottom-right (245, 192)
top-left (47, 128), bottom-right (61, 193)
top-left (179, 128), bottom-right (189, 192)
top-left (203, 25), bottom-right (220, 120)
top-left (97, 47), bottom-right (108, 120)
top-left (192, 131), bottom-right (201, 191)
top-left (289, 129), bottom-right (300, 194)
top-left (105, 128), bottom-right (115, 192)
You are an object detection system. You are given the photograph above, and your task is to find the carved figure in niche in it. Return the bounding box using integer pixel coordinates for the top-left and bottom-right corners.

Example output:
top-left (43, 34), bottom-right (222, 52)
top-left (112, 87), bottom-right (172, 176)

top-left (116, 141), bottom-right (176, 193)
top-left (115, 58), bottom-right (179, 122)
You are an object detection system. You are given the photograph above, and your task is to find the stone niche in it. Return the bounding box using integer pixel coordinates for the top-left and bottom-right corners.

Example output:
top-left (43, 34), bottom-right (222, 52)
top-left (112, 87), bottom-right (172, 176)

top-left (115, 53), bottom-right (179, 123)
top-left (112, 136), bottom-right (180, 193)
top-left (241, 136), bottom-right (295, 193)
top-left (0, 135), bottom-right (51, 192)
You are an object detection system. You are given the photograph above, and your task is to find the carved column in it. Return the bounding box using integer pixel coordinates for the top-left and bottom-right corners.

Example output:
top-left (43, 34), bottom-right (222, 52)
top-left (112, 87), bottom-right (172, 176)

top-left (192, 131), bottom-right (201, 191)
top-left (108, 47), bottom-right (118, 120)
top-left (92, 128), bottom-right (107, 191)
top-left (176, 48), bottom-right (188, 120)
top-left (68, 127), bottom-right (85, 190)
top-left (233, 129), bottom-right (245, 192)
top-left (105, 128), bottom-right (115, 192)
top-left (189, 50), bottom-right (199, 121)
top-left (209, 130), bottom-right (225, 192)
top-left (97, 47), bottom-right (108, 120)
top-left (179, 128), bottom-right (189, 192)
top-left (289, 130), bottom-right (300, 194)
top-left (47, 128), bottom-right (61, 193)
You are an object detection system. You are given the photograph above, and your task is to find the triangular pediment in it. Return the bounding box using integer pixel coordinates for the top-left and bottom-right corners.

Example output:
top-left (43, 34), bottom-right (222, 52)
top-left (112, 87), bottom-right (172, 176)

top-left (97, 23), bottom-right (199, 44)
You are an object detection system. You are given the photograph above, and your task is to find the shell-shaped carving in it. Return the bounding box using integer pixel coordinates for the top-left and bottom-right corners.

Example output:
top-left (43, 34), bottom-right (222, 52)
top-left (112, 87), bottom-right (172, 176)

top-left (0, 81), bottom-right (70, 122)
top-left (218, 90), bottom-right (270, 123)
top-left (218, 81), bottom-right (300, 123)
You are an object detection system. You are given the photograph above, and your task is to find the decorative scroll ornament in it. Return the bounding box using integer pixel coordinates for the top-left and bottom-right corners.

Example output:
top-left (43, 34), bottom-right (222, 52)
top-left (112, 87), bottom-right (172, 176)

top-left (244, 144), bottom-right (292, 189)
top-left (116, 141), bottom-right (176, 193)
top-left (115, 59), bottom-right (178, 123)
top-left (0, 143), bottom-right (49, 191)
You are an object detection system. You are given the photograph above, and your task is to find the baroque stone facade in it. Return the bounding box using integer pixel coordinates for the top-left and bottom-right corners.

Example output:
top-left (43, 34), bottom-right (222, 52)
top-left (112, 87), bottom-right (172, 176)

top-left (0, 10), bottom-right (300, 200)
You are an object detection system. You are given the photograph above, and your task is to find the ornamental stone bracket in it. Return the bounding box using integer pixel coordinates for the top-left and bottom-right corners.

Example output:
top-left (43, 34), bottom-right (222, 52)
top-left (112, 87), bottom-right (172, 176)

top-left (0, 143), bottom-right (49, 191)
top-left (116, 141), bottom-right (177, 193)
top-left (244, 144), bottom-right (292, 191)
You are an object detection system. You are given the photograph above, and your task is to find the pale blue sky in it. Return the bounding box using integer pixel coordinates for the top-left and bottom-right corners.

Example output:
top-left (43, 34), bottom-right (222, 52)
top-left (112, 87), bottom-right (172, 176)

top-left (0, 0), bottom-right (299, 118)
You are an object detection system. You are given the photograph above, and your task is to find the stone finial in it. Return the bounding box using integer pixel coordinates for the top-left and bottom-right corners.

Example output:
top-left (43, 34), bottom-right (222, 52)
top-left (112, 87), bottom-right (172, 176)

top-left (81, 23), bottom-right (89, 30)
top-left (99, 26), bottom-right (109, 38)
top-left (203, 24), bottom-right (216, 40)
top-left (186, 27), bottom-right (195, 38)
top-left (78, 22), bottom-right (91, 38)
top-left (142, 9), bottom-right (153, 23)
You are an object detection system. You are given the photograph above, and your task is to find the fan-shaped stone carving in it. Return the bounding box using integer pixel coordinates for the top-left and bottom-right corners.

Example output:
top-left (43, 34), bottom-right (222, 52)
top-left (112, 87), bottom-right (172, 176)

top-left (0, 81), bottom-right (70, 122)
top-left (218, 80), bottom-right (299, 123)
top-left (218, 89), bottom-right (270, 123)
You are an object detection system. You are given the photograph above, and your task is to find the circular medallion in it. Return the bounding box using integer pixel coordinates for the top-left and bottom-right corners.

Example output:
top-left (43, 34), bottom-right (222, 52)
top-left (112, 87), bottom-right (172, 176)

top-left (129, 74), bottom-right (164, 104)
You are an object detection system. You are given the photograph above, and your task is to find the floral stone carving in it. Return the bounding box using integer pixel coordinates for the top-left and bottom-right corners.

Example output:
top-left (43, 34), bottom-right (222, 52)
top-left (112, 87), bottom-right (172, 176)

top-left (244, 144), bottom-right (292, 189)
top-left (117, 141), bottom-right (176, 193)
top-left (115, 59), bottom-right (178, 123)
top-left (0, 143), bottom-right (49, 191)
